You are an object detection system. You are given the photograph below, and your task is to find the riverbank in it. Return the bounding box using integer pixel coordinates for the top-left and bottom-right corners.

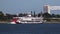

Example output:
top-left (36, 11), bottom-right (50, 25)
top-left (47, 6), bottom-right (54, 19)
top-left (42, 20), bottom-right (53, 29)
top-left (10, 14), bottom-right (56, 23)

top-left (0, 21), bottom-right (10, 24)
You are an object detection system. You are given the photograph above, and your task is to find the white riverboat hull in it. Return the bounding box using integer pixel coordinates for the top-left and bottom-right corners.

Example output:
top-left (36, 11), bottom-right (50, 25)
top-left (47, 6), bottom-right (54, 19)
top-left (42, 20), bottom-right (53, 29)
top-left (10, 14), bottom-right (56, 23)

top-left (10, 17), bottom-right (43, 24)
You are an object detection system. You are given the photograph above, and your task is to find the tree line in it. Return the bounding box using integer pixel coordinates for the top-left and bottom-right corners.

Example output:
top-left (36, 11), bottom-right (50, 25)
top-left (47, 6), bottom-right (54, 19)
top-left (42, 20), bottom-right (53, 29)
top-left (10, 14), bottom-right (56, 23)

top-left (0, 11), bottom-right (60, 21)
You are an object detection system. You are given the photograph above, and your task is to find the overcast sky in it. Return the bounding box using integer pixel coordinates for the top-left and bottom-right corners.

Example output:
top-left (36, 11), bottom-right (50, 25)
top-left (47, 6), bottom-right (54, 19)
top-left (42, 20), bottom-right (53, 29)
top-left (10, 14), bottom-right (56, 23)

top-left (0, 0), bottom-right (60, 14)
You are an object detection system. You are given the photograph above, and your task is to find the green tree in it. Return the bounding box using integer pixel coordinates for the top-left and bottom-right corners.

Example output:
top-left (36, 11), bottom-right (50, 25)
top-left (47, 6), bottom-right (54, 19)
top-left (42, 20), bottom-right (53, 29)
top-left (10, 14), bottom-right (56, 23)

top-left (56, 14), bottom-right (60, 18)
top-left (43, 13), bottom-right (52, 18)
top-left (0, 11), bottom-right (4, 16)
top-left (38, 13), bottom-right (41, 17)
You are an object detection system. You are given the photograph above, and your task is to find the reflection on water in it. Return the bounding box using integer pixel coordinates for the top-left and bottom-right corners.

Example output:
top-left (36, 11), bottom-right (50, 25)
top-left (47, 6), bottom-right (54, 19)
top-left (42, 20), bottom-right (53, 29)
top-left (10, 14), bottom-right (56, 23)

top-left (0, 23), bottom-right (60, 34)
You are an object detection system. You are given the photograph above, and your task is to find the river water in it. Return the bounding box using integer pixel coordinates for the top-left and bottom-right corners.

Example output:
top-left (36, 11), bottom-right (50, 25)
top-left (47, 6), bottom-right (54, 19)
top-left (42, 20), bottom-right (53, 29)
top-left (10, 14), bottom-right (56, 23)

top-left (0, 23), bottom-right (60, 34)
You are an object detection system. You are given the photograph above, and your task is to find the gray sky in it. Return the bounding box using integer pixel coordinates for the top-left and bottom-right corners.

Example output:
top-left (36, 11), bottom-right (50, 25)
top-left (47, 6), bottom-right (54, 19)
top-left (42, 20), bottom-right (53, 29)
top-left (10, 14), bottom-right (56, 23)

top-left (0, 0), bottom-right (60, 14)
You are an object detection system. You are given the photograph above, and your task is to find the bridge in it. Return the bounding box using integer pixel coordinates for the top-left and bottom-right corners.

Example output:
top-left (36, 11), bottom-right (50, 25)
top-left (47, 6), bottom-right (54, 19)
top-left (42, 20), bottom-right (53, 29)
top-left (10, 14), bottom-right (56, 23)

top-left (43, 5), bottom-right (60, 14)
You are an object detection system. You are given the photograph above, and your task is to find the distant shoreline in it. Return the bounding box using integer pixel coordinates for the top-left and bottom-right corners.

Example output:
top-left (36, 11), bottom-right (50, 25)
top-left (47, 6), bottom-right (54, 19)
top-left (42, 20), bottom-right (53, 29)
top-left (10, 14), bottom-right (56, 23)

top-left (0, 21), bottom-right (60, 24)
